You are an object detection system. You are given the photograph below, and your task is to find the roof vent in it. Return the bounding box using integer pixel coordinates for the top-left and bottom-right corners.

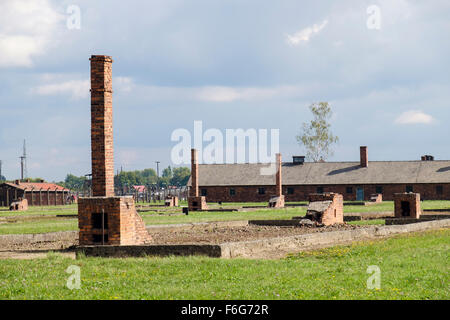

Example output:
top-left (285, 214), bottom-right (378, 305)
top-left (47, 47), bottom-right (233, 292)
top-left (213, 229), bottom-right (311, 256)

top-left (293, 156), bottom-right (305, 165)
top-left (421, 155), bottom-right (434, 161)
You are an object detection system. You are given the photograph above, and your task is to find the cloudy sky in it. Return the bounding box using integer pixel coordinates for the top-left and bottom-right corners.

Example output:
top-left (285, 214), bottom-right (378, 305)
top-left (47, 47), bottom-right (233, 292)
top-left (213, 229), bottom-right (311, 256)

top-left (0, 0), bottom-right (449, 181)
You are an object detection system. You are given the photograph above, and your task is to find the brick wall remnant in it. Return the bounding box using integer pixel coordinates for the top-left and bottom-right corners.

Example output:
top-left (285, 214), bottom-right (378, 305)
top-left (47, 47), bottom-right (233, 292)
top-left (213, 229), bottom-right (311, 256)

top-left (9, 198), bottom-right (28, 211)
top-left (394, 193), bottom-right (421, 219)
top-left (305, 193), bottom-right (344, 226)
top-left (165, 195), bottom-right (179, 207)
top-left (370, 194), bottom-right (382, 203)
top-left (78, 196), bottom-right (152, 246)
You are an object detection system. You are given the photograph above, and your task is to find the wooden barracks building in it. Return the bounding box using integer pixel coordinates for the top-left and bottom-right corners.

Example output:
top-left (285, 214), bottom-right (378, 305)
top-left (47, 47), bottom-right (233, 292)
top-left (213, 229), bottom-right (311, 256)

top-left (188, 146), bottom-right (450, 202)
top-left (0, 180), bottom-right (71, 207)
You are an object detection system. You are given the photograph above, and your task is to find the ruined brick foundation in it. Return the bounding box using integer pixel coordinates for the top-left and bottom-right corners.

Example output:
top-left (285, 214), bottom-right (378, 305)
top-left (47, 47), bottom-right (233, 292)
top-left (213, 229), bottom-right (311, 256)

top-left (9, 198), bottom-right (28, 211)
top-left (268, 195), bottom-right (285, 208)
top-left (165, 196), bottom-right (179, 207)
top-left (188, 196), bottom-right (208, 211)
top-left (370, 194), bottom-right (383, 203)
top-left (78, 196), bottom-right (152, 245)
top-left (394, 193), bottom-right (421, 219)
top-left (305, 193), bottom-right (344, 226)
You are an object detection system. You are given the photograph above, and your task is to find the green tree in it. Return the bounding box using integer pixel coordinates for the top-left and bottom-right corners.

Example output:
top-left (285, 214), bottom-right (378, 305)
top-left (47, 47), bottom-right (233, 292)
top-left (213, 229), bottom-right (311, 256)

top-left (160, 166), bottom-right (173, 187)
top-left (63, 174), bottom-right (87, 191)
top-left (171, 167), bottom-right (191, 186)
top-left (296, 102), bottom-right (339, 162)
top-left (25, 177), bottom-right (45, 183)
top-left (114, 168), bottom-right (158, 188)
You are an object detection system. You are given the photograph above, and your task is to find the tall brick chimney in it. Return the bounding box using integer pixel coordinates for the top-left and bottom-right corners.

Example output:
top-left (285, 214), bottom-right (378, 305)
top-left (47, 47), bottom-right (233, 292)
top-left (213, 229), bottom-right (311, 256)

top-left (276, 153), bottom-right (282, 197)
top-left (360, 146), bottom-right (368, 168)
top-left (90, 55), bottom-right (114, 197)
top-left (190, 149), bottom-right (199, 197)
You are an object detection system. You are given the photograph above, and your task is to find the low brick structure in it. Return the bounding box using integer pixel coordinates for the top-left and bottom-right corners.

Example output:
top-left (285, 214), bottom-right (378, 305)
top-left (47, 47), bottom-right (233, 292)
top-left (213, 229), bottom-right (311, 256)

top-left (268, 196), bottom-right (285, 208)
top-left (394, 193), bottom-right (421, 219)
top-left (188, 149), bottom-right (208, 211)
top-left (165, 195), bottom-right (179, 207)
top-left (188, 196), bottom-right (208, 211)
top-left (9, 198), bottom-right (28, 211)
top-left (370, 194), bottom-right (382, 203)
top-left (78, 196), bottom-right (152, 245)
top-left (305, 193), bottom-right (344, 226)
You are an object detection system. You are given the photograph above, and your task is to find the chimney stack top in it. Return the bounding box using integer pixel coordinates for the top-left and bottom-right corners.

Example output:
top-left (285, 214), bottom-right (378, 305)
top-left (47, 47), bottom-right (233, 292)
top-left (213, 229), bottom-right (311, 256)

top-left (421, 155), bottom-right (434, 161)
top-left (360, 146), bottom-right (368, 168)
top-left (293, 156), bottom-right (305, 165)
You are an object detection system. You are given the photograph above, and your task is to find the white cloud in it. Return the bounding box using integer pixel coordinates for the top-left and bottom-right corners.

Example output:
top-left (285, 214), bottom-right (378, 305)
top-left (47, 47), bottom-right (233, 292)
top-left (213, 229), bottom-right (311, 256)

top-left (395, 110), bottom-right (435, 125)
top-left (130, 83), bottom-right (318, 103)
top-left (0, 0), bottom-right (64, 67)
top-left (31, 80), bottom-right (90, 100)
top-left (30, 75), bottom-right (134, 100)
top-left (286, 20), bottom-right (328, 46)
top-left (115, 77), bottom-right (134, 93)
top-left (196, 85), bottom-right (305, 102)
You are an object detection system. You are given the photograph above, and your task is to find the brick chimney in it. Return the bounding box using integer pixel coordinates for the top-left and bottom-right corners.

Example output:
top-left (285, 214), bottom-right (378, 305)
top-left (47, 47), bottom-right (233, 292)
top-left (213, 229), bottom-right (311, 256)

top-left (190, 149), bottom-right (199, 197)
top-left (276, 153), bottom-right (282, 197)
top-left (90, 55), bottom-right (115, 197)
top-left (360, 146), bottom-right (368, 168)
top-left (421, 155), bottom-right (434, 161)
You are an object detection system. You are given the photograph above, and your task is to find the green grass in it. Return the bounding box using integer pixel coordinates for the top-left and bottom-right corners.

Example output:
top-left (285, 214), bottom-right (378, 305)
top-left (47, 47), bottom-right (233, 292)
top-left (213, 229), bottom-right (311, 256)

top-left (0, 204), bottom-right (77, 217)
top-left (0, 229), bottom-right (448, 300)
top-left (0, 218), bottom-right (77, 235)
top-left (348, 219), bottom-right (385, 226)
top-left (343, 200), bottom-right (450, 213)
top-left (343, 202), bottom-right (394, 213)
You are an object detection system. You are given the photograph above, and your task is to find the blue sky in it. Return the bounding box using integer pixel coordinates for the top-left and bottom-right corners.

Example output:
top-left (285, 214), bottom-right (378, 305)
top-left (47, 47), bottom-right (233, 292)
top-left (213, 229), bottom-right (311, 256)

top-left (0, 0), bottom-right (449, 181)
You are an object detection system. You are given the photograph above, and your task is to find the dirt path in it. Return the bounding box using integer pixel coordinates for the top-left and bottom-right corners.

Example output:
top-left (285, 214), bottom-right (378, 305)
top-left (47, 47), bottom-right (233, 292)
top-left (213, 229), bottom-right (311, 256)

top-left (149, 224), bottom-right (364, 245)
top-left (0, 250), bottom-right (75, 260)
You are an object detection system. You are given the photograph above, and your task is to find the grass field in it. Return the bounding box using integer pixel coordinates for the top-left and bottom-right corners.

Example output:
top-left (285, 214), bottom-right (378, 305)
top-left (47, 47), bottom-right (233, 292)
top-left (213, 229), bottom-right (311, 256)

top-left (0, 201), bottom-right (449, 235)
top-left (0, 204), bottom-right (78, 217)
top-left (0, 229), bottom-right (448, 300)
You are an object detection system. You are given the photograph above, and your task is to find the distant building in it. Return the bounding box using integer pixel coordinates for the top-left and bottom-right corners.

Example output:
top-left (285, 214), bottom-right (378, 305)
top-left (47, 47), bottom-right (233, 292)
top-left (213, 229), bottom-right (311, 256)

top-left (0, 180), bottom-right (71, 207)
top-left (132, 185), bottom-right (147, 194)
top-left (187, 147), bottom-right (450, 202)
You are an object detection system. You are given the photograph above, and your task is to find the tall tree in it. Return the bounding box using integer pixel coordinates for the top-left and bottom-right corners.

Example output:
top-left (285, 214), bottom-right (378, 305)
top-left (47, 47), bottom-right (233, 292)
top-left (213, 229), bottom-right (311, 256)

top-left (171, 167), bottom-right (190, 186)
top-left (296, 102), bottom-right (339, 162)
top-left (160, 166), bottom-right (173, 187)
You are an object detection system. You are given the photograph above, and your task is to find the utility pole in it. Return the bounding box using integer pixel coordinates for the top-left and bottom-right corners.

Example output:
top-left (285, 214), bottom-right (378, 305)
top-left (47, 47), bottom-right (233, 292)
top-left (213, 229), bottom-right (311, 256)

top-left (0, 160), bottom-right (3, 181)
